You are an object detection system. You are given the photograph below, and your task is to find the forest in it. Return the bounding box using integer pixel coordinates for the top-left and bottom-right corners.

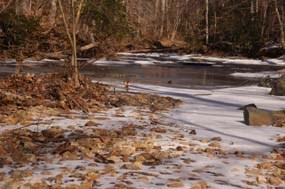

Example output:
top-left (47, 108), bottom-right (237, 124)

top-left (0, 1), bottom-right (284, 189)
top-left (0, 0), bottom-right (285, 59)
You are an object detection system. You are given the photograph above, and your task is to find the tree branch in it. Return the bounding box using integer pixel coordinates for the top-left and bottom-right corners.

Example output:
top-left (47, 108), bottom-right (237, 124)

top-left (0, 0), bottom-right (14, 14)
top-left (57, 0), bottom-right (74, 48)
top-left (76, 0), bottom-right (84, 26)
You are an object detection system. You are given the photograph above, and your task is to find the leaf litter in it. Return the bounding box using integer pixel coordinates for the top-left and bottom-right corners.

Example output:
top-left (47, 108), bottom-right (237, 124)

top-left (0, 74), bottom-right (284, 188)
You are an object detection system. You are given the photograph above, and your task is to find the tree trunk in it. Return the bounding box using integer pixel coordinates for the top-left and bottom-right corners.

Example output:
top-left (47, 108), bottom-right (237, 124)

top-left (58, 0), bottom-right (83, 87)
top-left (15, 0), bottom-right (31, 16)
top-left (205, 0), bottom-right (209, 44)
top-left (15, 50), bottom-right (24, 75)
top-left (261, 1), bottom-right (268, 38)
top-left (49, 0), bottom-right (57, 26)
top-left (71, 0), bottom-right (80, 87)
top-left (274, 0), bottom-right (285, 49)
top-left (160, 0), bottom-right (166, 38)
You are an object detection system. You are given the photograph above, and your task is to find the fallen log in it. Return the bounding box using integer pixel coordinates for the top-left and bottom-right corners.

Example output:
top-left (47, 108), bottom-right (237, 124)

top-left (37, 42), bottom-right (99, 60)
top-left (39, 52), bottom-right (67, 60)
top-left (79, 42), bottom-right (99, 52)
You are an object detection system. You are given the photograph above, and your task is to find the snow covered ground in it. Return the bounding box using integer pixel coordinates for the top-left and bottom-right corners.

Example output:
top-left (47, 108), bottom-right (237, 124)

top-left (116, 52), bottom-right (285, 66)
top-left (1, 53), bottom-right (284, 67)
top-left (230, 72), bottom-right (282, 78)
top-left (128, 83), bottom-right (285, 153)
top-left (99, 82), bottom-right (285, 188)
top-left (0, 81), bottom-right (284, 188)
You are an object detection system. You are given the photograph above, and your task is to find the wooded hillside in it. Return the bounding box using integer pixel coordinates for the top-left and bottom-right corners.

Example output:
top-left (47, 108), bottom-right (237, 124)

top-left (0, 0), bottom-right (285, 58)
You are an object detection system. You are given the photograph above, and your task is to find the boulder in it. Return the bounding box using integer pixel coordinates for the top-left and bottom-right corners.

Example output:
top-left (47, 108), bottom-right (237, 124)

top-left (258, 44), bottom-right (284, 58)
top-left (238, 104), bottom-right (257, 110)
top-left (258, 76), bottom-right (277, 88)
top-left (244, 106), bottom-right (285, 126)
top-left (270, 75), bottom-right (285, 96)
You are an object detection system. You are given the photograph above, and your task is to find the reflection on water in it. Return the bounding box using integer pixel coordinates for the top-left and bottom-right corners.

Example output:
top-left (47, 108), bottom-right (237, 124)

top-left (81, 64), bottom-right (259, 89)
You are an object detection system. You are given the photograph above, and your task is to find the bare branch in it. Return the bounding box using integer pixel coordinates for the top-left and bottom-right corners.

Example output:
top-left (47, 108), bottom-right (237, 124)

top-left (57, 0), bottom-right (74, 48)
top-left (0, 0), bottom-right (13, 14)
top-left (76, 0), bottom-right (84, 25)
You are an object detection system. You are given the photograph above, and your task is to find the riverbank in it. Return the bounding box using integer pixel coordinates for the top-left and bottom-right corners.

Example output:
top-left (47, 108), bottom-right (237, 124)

top-left (0, 78), bottom-right (284, 188)
top-left (0, 53), bottom-right (284, 188)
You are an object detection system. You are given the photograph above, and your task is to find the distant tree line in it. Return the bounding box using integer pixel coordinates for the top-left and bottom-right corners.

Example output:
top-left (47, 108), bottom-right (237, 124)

top-left (125, 0), bottom-right (285, 57)
top-left (0, 0), bottom-right (285, 58)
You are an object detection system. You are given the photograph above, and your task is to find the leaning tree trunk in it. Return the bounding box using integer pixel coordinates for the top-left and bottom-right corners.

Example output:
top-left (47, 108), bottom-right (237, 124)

top-left (71, 0), bottom-right (80, 87)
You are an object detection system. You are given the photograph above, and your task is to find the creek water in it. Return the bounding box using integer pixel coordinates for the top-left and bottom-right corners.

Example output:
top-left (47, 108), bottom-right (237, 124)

top-left (0, 53), bottom-right (283, 89)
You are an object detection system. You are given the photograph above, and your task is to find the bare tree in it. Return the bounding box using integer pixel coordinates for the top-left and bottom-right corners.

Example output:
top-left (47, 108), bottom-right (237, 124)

top-left (274, 0), bottom-right (285, 48)
top-left (57, 0), bottom-right (84, 87)
top-left (205, 0), bottom-right (209, 44)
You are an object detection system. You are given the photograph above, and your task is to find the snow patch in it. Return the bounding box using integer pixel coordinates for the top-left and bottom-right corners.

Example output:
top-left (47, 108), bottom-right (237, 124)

top-left (231, 72), bottom-right (282, 78)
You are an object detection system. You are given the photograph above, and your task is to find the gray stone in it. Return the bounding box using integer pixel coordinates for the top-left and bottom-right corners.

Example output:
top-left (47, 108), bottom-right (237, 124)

top-left (238, 104), bottom-right (257, 110)
top-left (244, 107), bottom-right (285, 126)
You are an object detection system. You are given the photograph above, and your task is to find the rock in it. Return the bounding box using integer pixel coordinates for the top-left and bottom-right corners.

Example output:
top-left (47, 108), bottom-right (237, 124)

top-left (176, 146), bottom-right (183, 151)
top-left (258, 44), bottom-right (284, 58)
top-left (268, 177), bottom-right (283, 186)
top-left (166, 182), bottom-right (184, 188)
top-left (238, 104), bottom-right (257, 110)
top-left (244, 106), bottom-right (285, 126)
top-left (210, 137), bottom-right (222, 142)
top-left (259, 76), bottom-right (277, 88)
top-left (189, 130), bottom-right (197, 135)
top-left (270, 75), bottom-right (285, 96)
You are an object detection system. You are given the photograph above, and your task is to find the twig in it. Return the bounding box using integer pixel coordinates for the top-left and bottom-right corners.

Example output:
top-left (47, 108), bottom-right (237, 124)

top-left (0, 0), bottom-right (13, 14)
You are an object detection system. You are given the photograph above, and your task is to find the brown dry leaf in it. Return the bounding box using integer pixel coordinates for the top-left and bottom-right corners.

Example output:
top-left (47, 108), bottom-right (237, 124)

top-left (191, 181), bottom-right (208, 189)
top-left (150, 127), bottom-right (167, 133)
top-left (167, 182), bottom-right (184, 188)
